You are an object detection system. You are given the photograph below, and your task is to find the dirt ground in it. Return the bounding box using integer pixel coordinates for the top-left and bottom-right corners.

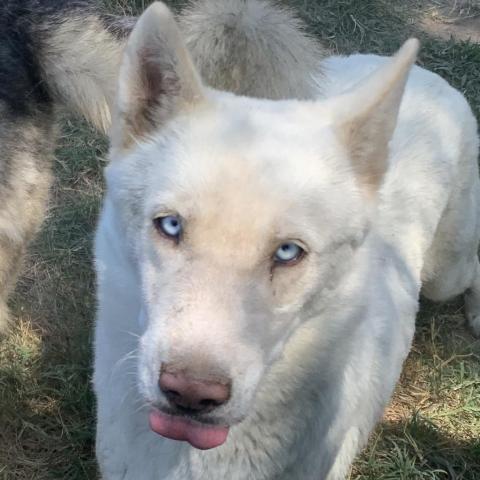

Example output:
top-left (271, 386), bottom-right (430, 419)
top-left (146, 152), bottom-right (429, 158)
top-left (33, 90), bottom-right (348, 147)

top-left (414, 0), bottom-right (480, 43)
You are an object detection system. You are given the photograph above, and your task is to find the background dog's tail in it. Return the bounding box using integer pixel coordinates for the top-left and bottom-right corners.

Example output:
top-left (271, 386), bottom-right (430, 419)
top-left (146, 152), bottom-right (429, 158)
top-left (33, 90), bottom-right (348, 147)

top-left (180, 0), bottom-right (325, 100)
top-left (31, 0), bottom-right (324, 132)
top-left (29, 2), bottom-right (133, 133)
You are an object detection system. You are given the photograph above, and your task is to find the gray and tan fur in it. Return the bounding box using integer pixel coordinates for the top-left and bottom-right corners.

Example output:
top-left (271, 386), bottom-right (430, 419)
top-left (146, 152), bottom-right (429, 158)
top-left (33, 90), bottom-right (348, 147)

top-left (180, 0), bottom-right (324, 99)
top-left (0, 0), bottom-right (323, 330)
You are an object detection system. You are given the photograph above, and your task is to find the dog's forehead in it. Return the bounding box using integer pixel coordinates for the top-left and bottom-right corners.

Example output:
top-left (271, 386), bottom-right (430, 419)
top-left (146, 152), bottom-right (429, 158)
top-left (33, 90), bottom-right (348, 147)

top-left (194, 94), bottom-right (331, 148)
top-left (153, 96), bottom-right (342, 197)
top-left (148, 104), bottom-right (335, 216)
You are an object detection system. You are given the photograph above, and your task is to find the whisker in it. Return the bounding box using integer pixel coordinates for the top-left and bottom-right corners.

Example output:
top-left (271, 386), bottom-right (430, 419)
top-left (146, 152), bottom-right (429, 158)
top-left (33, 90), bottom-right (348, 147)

top-left (109, 349), bottom-right (139, 383)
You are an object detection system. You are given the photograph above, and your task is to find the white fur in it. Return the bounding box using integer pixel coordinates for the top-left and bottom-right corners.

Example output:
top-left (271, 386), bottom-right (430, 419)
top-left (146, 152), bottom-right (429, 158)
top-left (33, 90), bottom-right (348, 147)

top-left (94, 3), bottom-right (480, 479)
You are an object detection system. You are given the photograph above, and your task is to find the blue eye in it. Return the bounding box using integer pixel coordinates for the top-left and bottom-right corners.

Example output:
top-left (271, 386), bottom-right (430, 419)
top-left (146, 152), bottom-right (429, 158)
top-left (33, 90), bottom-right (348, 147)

top-left (154, 215), bottom-right (183, 240)
top-left (274, 242), bottom-right (304, 264)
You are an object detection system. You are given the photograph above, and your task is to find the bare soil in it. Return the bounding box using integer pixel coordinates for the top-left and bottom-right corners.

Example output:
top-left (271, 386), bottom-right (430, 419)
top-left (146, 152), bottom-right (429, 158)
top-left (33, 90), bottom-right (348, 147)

top-left (415, 0), bottom-right (480, 42)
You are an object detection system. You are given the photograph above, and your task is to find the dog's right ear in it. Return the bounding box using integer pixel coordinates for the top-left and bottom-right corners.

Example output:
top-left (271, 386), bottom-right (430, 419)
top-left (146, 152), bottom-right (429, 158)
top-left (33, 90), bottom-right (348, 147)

top-left (111, 2), bottom-right (205, 151)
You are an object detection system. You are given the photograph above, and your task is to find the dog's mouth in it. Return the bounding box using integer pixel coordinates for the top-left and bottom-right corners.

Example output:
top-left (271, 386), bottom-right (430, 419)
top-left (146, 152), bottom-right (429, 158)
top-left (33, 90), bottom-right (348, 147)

top-left (149, 409), bottom-right (230, 450)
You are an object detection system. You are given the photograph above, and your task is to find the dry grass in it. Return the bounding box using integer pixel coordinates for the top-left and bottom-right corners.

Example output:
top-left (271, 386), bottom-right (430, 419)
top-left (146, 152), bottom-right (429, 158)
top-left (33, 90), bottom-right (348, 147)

top-left (0, 1), bottom-right (479, 479)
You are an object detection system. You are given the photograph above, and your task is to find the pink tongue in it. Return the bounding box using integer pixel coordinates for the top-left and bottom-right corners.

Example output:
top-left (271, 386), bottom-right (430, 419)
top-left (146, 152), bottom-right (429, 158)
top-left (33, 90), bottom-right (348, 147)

top-left (149, 410), bottom-right (229, 450)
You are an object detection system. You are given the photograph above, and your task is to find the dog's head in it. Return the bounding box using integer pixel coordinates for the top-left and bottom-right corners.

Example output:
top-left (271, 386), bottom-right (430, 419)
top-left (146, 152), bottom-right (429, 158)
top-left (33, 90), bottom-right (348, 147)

top-left (106, 2), bottom-right (418, 449)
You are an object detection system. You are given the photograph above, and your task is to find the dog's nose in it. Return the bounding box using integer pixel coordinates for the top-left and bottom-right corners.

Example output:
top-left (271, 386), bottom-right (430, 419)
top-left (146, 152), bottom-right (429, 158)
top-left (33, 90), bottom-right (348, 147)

top-left (159, 367), bottom-right (231, 414)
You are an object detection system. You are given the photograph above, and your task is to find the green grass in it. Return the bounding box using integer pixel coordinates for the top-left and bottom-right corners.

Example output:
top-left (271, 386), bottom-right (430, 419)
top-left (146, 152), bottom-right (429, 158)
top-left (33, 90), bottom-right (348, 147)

top-left (1, 1), bottom-right (479, 479)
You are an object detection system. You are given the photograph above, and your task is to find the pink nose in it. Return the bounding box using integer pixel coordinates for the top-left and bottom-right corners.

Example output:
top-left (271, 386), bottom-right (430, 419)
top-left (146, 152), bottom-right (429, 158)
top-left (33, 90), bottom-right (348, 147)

top-left (159, 367), bottom-right (231, 414)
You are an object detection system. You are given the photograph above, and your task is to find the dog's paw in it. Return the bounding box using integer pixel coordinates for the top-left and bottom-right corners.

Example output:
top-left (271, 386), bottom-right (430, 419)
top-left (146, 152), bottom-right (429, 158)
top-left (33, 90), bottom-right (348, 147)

top-left (464, 290), bottom-right (480, 338)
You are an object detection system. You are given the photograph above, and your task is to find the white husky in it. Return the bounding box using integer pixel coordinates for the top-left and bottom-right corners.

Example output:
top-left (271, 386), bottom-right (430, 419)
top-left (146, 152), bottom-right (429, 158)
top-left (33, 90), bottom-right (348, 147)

top-left (93, 2), bottom-right (480, 479)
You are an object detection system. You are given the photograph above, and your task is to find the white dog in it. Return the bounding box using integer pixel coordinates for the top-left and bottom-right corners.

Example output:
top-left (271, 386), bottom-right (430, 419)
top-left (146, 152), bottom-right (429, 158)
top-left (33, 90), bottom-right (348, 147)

top-left (93, 1), bottom-right (480, 479)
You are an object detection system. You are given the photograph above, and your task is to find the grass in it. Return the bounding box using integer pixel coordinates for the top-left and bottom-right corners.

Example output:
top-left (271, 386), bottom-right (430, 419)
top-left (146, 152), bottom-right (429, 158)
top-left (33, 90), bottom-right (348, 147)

top-left (0, 0), bottom-right (479, 478)
top-left (353, 302), bottom-right (480, 479)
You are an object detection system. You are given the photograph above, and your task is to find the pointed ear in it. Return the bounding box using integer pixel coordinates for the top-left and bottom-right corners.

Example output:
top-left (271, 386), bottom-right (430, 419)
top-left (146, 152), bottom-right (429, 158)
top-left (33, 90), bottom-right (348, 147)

top-left (111, 2), bottom-right (205, 151)
top-left (333, 39), bottom-right (419, 193)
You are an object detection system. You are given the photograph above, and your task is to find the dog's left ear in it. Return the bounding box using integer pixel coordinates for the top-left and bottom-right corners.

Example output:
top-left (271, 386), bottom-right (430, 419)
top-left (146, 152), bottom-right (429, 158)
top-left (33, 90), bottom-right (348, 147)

top-left (111, 2), bottom-right (205, 151)
top-left (333, 39), bottom-right (419, 194)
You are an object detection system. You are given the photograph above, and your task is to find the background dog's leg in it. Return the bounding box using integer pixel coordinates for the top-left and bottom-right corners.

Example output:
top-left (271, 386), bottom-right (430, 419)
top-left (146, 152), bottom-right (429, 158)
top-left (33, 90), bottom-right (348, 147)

top-left (0, 115), bottom-right (56, 331)
top-left (0, 242), bottom-right (26, 329)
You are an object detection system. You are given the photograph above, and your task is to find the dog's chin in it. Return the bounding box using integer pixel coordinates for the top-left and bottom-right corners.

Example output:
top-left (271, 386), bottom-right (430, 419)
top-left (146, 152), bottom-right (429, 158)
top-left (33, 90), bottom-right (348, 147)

top-left (149, 408), bottom-right (237, 450)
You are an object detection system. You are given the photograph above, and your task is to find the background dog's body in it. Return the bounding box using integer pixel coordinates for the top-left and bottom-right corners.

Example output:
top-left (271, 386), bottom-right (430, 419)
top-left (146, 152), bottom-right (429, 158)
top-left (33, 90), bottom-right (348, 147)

top-left (94, 2), bottom-right (479, 480)
top-left (0, 0), bottom-right (321, 331)
top-left (0, 0), bottom-right (123, 329)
